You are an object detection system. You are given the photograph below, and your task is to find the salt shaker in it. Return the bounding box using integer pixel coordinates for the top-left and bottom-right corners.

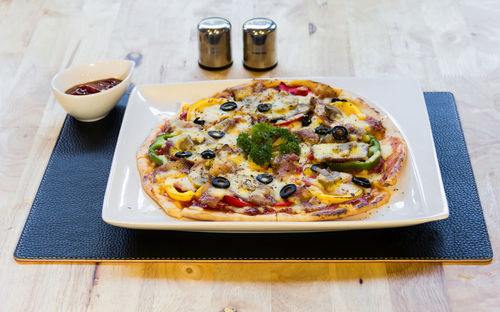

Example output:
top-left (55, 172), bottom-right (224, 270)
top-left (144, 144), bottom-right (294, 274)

top-left (198, 17), bottom-right (232, 70)
top-left (242, 18), bottom-right (277, 71)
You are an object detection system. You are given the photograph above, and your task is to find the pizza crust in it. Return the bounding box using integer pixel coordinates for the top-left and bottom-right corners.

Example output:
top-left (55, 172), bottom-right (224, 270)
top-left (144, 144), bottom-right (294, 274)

top-left (181, 207), bottom-right (277, 221)
top-left (276, 189), bottom-right (390, 221)
top-left (213, 79), bottom-right (340, 100)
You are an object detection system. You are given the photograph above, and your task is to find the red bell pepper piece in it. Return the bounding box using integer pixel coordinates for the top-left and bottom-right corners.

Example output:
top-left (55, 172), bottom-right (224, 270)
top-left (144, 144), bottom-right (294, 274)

top-left (278, 82), bottom-right (311, 96)
top-left (274, 201), bottom-right (293, 207)
top-left (223, 195), bottom-right (253, 208)
top-left (275, 114), bottom-right (303, 126)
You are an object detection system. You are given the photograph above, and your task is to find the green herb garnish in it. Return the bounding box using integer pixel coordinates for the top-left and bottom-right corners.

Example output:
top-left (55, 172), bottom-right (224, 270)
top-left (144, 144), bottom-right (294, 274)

top-left (236, 122), bottom-right (301, 166)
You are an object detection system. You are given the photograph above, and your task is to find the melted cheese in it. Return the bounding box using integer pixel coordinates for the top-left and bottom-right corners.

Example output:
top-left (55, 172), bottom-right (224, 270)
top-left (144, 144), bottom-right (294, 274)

top-left (381, 142), bottom-right (393, 158)
top-left (227, 154), bottom-right (246, 165)
top-left (312, 142), bottom-right (369, 162)
top-left (201, 105), bottom-right (230, 123)
top-left (156, 174), bottom-right (195, 192)
top-left (207, 187), bottom-right (228, 198)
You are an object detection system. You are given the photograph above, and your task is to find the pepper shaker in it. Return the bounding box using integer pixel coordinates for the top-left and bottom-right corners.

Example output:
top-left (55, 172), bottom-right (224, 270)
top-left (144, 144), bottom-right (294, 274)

top-left (198, 17), bottom-right (232, 70)
top-left (242, 18), bottom-right (277, 71)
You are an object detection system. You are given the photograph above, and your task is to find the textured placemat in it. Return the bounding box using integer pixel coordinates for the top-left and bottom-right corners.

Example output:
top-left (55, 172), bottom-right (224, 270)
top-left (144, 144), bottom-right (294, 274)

top-left (14, 91), bottom-right (493, 262)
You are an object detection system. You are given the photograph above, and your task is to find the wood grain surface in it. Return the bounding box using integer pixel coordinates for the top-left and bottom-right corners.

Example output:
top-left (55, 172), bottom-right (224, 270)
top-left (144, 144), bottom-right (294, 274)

top-left (1, 0), bottom-right (499, 311)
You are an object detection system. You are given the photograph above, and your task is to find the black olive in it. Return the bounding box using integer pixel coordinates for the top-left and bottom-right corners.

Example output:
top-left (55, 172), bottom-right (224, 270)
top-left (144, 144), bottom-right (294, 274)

top-left (332, 126), bottom-right (348, 140)
top-left (201, 150), bottom-right (216, 159)
top-left (212, 177), bottom-right (230, 189)
top-left (315, 126), bottom-right (331, 135)
top-left (301, 114), bottom-right (312, 127)
top-left (310, 163), bottom-right (327, 174)
top-left (257, 103), bottom-right (272, 112)
top-left (174, 151), bottom-right (192, 158)
top-left (270, 117), bottom-right (285, 123)
top-left (220, 101), bottom-right (237, 111)
top-left (331, 97), bottom-right (348, 103)
top-left (193, 117), bottom-right (205, 126)
top-left (280, 184), bottom-right (297, 199)
top-left (208, 130), bottom-right (225, 139)
top-left (352, 177), bottom-right (371, 188)
top-left (256, 174), bottom-right (273, 184)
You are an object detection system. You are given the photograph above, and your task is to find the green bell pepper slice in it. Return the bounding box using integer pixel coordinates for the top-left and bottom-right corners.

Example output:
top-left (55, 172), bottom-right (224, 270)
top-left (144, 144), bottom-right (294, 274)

top-left (327, 135), bottom-right (381, 171)
top-left (148, 133), bottom-right (176, 165)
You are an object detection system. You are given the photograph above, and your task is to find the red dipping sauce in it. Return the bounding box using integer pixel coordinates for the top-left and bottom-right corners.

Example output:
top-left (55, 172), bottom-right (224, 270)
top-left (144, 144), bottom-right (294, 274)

top-left (65, 78), bottom-right (122, 95)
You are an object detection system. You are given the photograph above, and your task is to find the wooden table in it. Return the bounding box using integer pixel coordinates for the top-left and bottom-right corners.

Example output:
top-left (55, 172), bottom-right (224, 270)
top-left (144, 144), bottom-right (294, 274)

top-left (1, 0), bottom-right (499, 311)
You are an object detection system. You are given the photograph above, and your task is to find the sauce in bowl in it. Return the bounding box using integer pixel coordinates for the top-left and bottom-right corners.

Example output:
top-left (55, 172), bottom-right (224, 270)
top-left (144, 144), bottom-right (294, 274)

top-left (65, 78), bottom-right (122, 95)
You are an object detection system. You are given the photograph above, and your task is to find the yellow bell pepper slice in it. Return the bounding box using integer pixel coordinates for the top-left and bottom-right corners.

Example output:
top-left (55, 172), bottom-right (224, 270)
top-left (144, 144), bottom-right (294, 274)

top-left (166, 172), bottom-right (187, 179)
top-left (165, 185), bottom-right (194, 202)
top-left (333, 101), bottom-right (366, 120)
top-left (186, 97), bottom-right (226, 121)
top-left (310, 186), bottom-right (363, 205)
top-left (303, 167), bottom-right (314, 176)
top-left (194, 185), bottom-right (204, 198)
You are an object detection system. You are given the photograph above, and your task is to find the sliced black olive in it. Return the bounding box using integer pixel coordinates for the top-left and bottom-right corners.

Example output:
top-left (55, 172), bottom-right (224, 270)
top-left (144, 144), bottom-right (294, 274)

top-left (212, 177), bottom-right (230, 189)
top-left (301, 114), bottom-right (312, 127)
top-left (256, 174), bottom-right (273, 184)
top-left (280, 184), bottom-right (297, 199)
top-left (315, 126), bottom-right (331, 135)
top-left (352, 177), bottom-right (371, 188)
top-left (174, 151), bottom-right (192, 158)
top-left (257, 103), bottom-right (272, 112)
top-left (193, 117), bottom-right (205, 126)
top-left (208, 130), bottom-right (225, 139)
top-left (201, 150), bottom-right (216, 159)
top-left (310, 163), bottom-right (327, 174)
top-left (270, 117), bottom-right (285, 123)
top-left (332, 126), bottom-right (348, 140)
top-left (220, 101), bottom-right (237, 111)
top-left (331, 97), bottom-right (348, 103)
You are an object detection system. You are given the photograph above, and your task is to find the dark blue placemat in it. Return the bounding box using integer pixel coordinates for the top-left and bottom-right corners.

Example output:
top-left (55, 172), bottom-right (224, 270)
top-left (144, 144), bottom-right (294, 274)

top-left (14, 91), bottom-right (493, 262)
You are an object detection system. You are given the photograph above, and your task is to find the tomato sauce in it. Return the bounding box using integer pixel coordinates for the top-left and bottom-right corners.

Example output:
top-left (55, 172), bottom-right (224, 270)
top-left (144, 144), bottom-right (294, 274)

top-left (65, 78), bottom-right (122, 95)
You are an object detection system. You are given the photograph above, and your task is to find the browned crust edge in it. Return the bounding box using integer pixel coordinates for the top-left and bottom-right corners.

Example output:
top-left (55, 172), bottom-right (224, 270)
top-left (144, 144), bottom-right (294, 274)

top-left (276, 190), bottom-right (391, 221)
top-left (380, 137), bottom-right (407, 186)
top-left (212, 79), bottom-right (340, 100)
top-left (181, 207), bottom-right (278, 221)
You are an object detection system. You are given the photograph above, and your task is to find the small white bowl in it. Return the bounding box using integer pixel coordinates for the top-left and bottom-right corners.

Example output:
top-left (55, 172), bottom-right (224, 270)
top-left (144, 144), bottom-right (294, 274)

top-left (51, 60), bottom-right (134, 122)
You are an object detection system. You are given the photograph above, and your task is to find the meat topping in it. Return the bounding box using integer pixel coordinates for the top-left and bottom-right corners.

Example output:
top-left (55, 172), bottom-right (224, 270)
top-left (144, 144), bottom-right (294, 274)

top-left (247, 186), bottom-right (276, 206)
top-left (218, 117), bottom-right (239, 131)
top-left (198, 192), bottom-right (223, 208)
top-left (274, 153), bottom-right (300, 179)
top-left (293, 129), bottom-right (319, 144)
top-left (365, 116), bottom-right (386, 139)
top-left (209, 159), bottom-right (235, 176)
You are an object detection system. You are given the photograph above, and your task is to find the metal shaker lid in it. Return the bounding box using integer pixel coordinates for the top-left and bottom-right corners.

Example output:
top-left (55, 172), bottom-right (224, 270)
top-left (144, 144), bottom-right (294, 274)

top-left (198, 17), bottom-right (232, 70)
top-left (242, 18), bottom-right (277, 70)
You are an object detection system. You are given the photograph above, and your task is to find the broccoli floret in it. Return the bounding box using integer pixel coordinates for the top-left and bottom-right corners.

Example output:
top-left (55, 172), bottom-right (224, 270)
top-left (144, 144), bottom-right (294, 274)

top-left (236, 122), bottom-right (301, 166)
top-left (248, 141), bottom-right (273, 166)
top-left (251, 122), bottom-right (275, 144)
top-left (278, 141), bottom-right (301, 156)
top-left (236, 132), bottom-right (252, 155)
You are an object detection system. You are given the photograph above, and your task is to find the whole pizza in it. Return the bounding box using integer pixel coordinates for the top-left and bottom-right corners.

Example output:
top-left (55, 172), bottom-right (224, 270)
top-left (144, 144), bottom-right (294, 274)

top-left (137, 79), bottom-right (407, 221)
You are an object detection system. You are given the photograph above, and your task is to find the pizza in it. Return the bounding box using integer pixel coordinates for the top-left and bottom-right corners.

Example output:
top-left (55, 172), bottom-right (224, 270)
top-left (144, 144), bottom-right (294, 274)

top-left (137, 79), bottom-right (407, 221)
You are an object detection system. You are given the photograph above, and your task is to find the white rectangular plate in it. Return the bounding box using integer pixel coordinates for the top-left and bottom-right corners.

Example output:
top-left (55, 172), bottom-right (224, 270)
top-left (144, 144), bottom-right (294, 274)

top-left (102, 77), bottom-right (448, 232)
